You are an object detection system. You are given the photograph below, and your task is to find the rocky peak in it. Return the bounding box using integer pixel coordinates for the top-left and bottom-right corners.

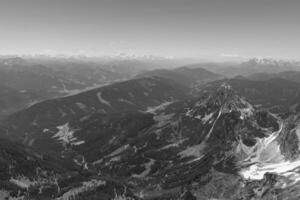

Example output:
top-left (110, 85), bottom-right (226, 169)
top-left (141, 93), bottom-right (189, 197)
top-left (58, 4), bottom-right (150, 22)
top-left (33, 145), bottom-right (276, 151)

top-left (200, 82), bottom-right (253, 117)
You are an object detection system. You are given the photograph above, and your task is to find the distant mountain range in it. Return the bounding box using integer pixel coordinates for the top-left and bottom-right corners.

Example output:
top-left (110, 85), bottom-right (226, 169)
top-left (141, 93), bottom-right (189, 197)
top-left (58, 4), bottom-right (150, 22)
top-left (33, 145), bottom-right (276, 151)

top-left (185, 58), bottom-right (300, 77)
top-left (0, 57), bottom-right (174, 118)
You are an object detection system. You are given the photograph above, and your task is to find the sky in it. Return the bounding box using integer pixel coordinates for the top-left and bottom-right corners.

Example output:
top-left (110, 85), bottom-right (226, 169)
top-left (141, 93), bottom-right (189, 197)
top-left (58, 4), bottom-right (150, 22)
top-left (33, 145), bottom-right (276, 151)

top-left (0, 0), bottom-right (300, 60)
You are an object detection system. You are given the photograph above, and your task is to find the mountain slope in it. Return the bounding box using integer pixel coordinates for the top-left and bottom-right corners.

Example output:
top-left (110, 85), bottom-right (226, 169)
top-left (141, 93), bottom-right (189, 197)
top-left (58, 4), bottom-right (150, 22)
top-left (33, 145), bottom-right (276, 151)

top-left (1, 75), bottom-right (300, 200)
top-left (248, 70), bottom-right (300, 84)
top-left (195, 77), bottom-right (300, 113)
top-left (2, 79), bottom-right (300, 199)
top-left (0, 137), bottom-right (137, 200)
top-left (0, 138), bottom-right (75, 199)
top-left (0, 84), bottom-right (38, 119)
top-left (0, 77), bottom-right (188, 157)
top-left (136, 66), bottom-right (222, 87)
top-left (84, 83), bottom-right (300, 199)
top-left (0, 57), bottom-right (148, 118)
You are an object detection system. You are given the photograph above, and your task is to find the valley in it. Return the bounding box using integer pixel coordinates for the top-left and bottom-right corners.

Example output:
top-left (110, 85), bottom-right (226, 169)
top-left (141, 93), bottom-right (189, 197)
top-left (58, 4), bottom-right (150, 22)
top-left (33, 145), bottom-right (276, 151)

top-left (1, 58), bottom-right (300, 199)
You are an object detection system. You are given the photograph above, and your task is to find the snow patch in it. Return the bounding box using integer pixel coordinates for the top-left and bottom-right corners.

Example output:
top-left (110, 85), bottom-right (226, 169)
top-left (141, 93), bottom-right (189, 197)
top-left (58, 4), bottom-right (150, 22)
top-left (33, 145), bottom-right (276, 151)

top-left (10, 176), bottom-right (36, 188)
top-left (110, 156), bottom-right (121, 162)
top-left (159, 138), bottom-right (188, 150)
top-left (108, 144), bottom-right (130, 157)
top-left (220, 82), bottom-right (232, 90)
top-left (153, 113), bottom-right (174, 127)
top-left (94, 144), bottom-right (130, 165)
top-left (97, 92), bottom-right (111, 107)
top-left (43, 128), bottom-right (49, 133)
top-left (0, 190), bottom-right (24, 200)
top-left (146, 101), bottom-right (173, 114)
top-left (132, 159), bottom-right (155, 178)
top-left (239, 119), bottom-right (300, 184)
top-left (238, 99), bottom-right (254, 119)
top-left (27, 100), bottom-right (41, 108)
top-left (240, 160), bottom-right (300, 183)
top-left (296, 123), bottom-right (300, 148)
top-left (195, 112), bottom-right (214, 124)
top-left (76, 102), bottom-right (87, 110)
top-left (178, 144), bottom-right (205, 159)
top-left (118, 98), bottom-right (135, 105)
top-left (55, 179), bottom-right (106, 200)
top-left (52, 123), bottom-right (85, 146)
top-left (73, 156), bottom-right (88, 169)
top-left (109, 136), bottom-right (117, 145)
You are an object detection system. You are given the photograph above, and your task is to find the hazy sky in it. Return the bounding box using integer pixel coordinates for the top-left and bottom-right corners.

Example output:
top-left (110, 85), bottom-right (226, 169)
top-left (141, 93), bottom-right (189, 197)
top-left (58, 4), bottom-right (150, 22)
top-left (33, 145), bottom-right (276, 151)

top-left (0, 0), bottom-right (300, 59)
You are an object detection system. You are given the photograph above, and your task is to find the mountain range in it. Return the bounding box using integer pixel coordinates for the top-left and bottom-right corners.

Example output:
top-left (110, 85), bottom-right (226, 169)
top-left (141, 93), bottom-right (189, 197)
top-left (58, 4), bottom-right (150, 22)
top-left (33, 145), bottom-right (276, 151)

top-left (1, 57), bottom-right (300, 199)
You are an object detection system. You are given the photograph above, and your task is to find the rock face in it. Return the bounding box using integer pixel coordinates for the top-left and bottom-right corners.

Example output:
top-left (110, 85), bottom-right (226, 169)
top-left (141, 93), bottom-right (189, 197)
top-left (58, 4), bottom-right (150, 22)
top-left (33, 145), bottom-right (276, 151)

top-left (1, 78), bottom-right (300, 199)
top-left (194, 77), bottom-right (300, 113)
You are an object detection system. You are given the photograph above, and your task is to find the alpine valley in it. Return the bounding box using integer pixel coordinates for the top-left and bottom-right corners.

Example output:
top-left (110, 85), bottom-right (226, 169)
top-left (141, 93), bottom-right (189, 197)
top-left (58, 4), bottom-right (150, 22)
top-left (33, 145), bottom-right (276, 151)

top-left (1, 57), bottom-right (300, 200)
